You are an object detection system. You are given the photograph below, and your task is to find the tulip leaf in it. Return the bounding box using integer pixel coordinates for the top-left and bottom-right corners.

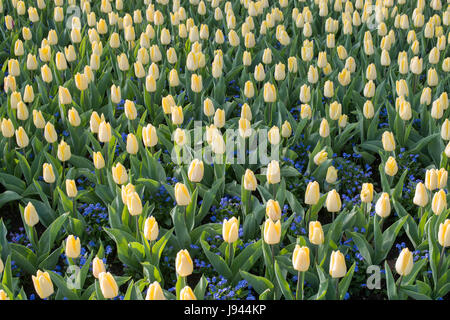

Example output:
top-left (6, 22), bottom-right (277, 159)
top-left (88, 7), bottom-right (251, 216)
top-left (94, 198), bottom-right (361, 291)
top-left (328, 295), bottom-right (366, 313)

top-left (1, 255), bottom-right (13, 289)
top-left (231, 239), bottom-right (262, 283)
top-left (348, 232), bottom-right (373, 265)
top-left (10, 243), bottom-right (37, 275)
top-left (375, 216), bottom-right (408, 264)
top-left (313, 265), bottom-right (329, 300)
top-left (0, 190), bottom-right (22, 209)
top-left (195, 177), bottom-right (224, 225)
top-left (170, 206), bottom-right (191, 249)
top-left (274, 260), bottom-right (294, 300)
top-left (392, 169), bottom-right (409, 200)
top-left (150, 228), bottom-right (173, 266)
top-left (240, 270), bottom-right (274, 295)
top-left (38, 245), bottom-right (62, 271)
top-left (48, 270), bottom-right (80, 300)
top-left (185, 187), bottom-right (198, 232)
top-left (38, 212), bottom-right (69, 258)
top-left (200, 232), bottom-right (233, 280)
top-left (338, 262), bottom-right (356, 300)
top-left (384, 261), bottom-right (398, 300)
top-left (193, 274), bottom-right (208, 300)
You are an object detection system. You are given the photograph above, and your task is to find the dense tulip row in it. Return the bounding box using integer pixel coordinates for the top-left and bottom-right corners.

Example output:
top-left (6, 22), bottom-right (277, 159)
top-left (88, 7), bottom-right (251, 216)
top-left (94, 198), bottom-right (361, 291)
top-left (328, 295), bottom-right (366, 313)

top-left (0, 0), bottom-right (448, 301)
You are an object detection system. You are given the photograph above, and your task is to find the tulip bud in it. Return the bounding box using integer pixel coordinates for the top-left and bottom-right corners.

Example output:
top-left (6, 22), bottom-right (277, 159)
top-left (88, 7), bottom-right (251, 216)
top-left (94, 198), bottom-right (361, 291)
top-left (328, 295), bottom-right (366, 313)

top-left (384, 157), bottom-right (398, 176)
top-left (437, 168), bottom-right (448, 189)
top-left (111, 162), bottom-right (128, 185)
top-left (243, 169), bottom-right (257, 191)
top-left (292, 245), bottom-right (310, 272)
top-left (188, 159), bottom-right (204, 183)
top-left (98, 121), bottom-right (112, 143)
top-left (65, 235), bottom-right (81, 259)
top-left (16, 101), bottom-right (28, 121)
top-left (305, 181), bottom-right (320, 205)
top-left (180, 286), bottom-right (196, 300)
top-left (43, 163), bottom-right (55, 184)
top-left (57, 140), bottom-right (71, 162)
top-left (213, 108), bottom-right (225, 128)
top-left (266, 199), bottom-right (281, 221)
top-left (438, 219), bottom-right (450, 248)
top-left (382, 131), bottom-right (396, 152)
top-left (309, 221), bottom-right (324, 245)
top-left (32, 270), bottom-right (54, 299)
top-left (175, 182), bottom-right (191, 206)
top-left (68, 108), bottom-right (81, 127)
top-left (15, 126), bottom-right (29, 148)
top-left (267, 126), bottom-right (280, 145)
top-left (126, 191), bottom-right (142, 216)
top-left (126, 133), bottom-right (139, 155)
top-left (203, 98), bottom-right (215, 117)
top-left (58, 86), bottom-right (72, 105)
top-left (326, 166), bottom-right (338, 184)
top-left (24, 202), bottom-right (39, 227)
top-left (375, 192), bottom-right (391, 218)
top-left (360, 183), bottom-right (374, 203)
top-left (264, 219), bottom-right (281, 245)
top-left (301, 104), bottom-right (312, 120)
top-left (191, 74), bottom-right (203, 93)
top-left (263, 83), bottom-right (277, 103)
top-left (223, 217), bottom-right (239, 243)
top-left (281, 121), bottom-right (292, 138)
top-left (326, 189), bottom-right (342, 213)
top-left (143, 216), bottom-right (159, 241)
top-left (329, 250), bottom-right (347, 278)
top-left (413, 182), bottom-right (428, 207)
top-left (65, 179), bottom-right (77, 198)
top-left (99, 272), bottom-right (119, 299)
top-left (173, 128), bottom-right (187, 146)
top-left (93, 151), bottom-right (105, 169)
top-left (432, 189), bottom-right (447, 215)
top-left (142, 124), bottom-right (158, 148)
top-left (395, 248), bottom-right (413, 276)
top-left (146, 281), bottom-right (166, 300)
top-left (176, 249), bottom-right (193, 277)
top-left (319, 119), bottom-right (330, 138)
top-left (266, 160), bottom-right (280, 185)
top-left (314, 149), bottom-right (328, 166)
top-left (425, 169), bottom-right (438, 191)
top-left (92, 256), bottom-right (106, 279)
top-left (363, 100), bottom-right (374, 119)
top-left (324, 80), bottom-right (334, 98)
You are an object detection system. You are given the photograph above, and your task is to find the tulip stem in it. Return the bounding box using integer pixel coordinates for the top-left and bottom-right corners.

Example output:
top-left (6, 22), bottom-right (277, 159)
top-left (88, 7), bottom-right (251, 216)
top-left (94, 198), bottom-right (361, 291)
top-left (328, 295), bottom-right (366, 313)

top-left (72, 198), bottom-right (76, 218)
top-left (296, 271), bottom-right (305, 300)
top-left (305, 206), bottom-right (311, 229)
top-left (272, 183), bottom-right (276, 200)
top-left (396, 275), bottom-right (403, 294)
top-left (438, 246), bottom-right (446, 276)
top-left (271, 244), bottom-right (275, 271)
top-left (135, 215), bottom-right (140, 240)
top-left (335, 278), bottom-right (340, 300)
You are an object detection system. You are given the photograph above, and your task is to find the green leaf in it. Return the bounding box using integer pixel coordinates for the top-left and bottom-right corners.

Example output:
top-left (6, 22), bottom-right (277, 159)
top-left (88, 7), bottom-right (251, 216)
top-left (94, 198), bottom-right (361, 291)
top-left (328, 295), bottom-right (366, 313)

top-left (200, 232), bottom-right (233, 280)
top-left (274, 260), bottom-right (294, 300)
top-left (48, 270), bottom-right (80, 300)
top-left (0, 191), bottom-right (22, 209)
top-left (193, 274), bottom-right (208, 300)
top-left (240, 270), bottom-right (274, 295)
top-left (339, 262), bottom-right (356, 300)
top-left (384, 261), bottom-right (398, 300)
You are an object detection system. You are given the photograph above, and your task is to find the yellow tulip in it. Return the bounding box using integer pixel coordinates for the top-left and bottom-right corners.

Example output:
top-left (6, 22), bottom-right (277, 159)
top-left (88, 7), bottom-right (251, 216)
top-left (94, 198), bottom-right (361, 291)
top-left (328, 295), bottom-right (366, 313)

top-left (32, 270), bottom-right (54, 299)
top-left (175, 249), bottom-right (193, 277)
top-left (395, 248), bottom-right (413, 276)
top-left (99, 272), bottom-right (119, 299)
top-left (292, 245), bottom-right (310, 272)
top-left (24, 202), bottom-right (39, 227)
top-left (222, 217), bottom-right (239, 243)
